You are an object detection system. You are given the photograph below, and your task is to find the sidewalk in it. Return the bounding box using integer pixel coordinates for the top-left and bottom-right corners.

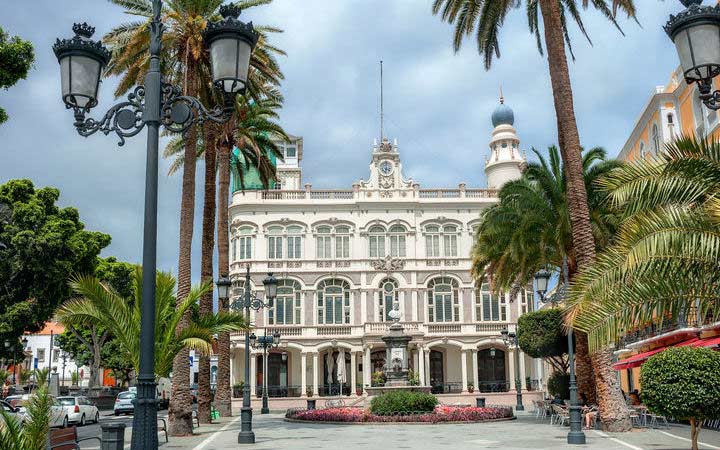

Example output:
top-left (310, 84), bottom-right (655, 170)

top-left (155, 412), bottom-right (720, 450)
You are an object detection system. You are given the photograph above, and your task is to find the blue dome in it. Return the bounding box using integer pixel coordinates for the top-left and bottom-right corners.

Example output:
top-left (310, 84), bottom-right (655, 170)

top-left (491, 103), bottom-right (514, 127)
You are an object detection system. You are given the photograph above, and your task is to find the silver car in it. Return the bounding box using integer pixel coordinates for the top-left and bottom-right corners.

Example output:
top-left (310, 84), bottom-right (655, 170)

top-left (57, 396), bottom-right (100, 426)
top-left (114, 391), bottom-right (135, 416)
top-left (12, 395), bottom-right (68, 428)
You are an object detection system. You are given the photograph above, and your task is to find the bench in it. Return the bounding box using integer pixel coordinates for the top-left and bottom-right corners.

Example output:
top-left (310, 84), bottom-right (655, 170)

top-left (47, 426), bottom-right (101, 450)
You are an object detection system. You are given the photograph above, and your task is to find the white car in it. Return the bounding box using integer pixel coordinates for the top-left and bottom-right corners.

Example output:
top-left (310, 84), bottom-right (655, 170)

top-left (11, 395), bottom-right (68, 428)
top-left (57, 396), bottom-right (100, 426)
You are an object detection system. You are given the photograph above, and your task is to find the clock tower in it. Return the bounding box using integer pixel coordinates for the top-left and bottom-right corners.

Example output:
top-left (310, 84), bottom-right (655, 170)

top-left (358, 137), bottom-right (414, 195)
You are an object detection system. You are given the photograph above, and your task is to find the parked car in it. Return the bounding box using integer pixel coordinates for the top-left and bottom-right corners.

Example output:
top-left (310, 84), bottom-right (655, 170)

top-left (0, 399), bottom-right (21, 424)
top-left (57, 396), bottom-right (99, 426)
top-left (10, 395), bottom-right (68, 428)
top-left (114, 391), bottom-right (135, 416)
top-left (4, 394), bottom-right (30, 409)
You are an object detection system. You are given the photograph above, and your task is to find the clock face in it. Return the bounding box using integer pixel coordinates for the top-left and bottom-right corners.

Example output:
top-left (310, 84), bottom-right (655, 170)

top-left (380, 161), bottom-right (393, 176)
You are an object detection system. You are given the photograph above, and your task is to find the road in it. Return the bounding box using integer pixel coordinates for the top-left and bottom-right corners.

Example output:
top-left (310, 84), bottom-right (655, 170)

top-left (74, 410), bottom-right (169, 448)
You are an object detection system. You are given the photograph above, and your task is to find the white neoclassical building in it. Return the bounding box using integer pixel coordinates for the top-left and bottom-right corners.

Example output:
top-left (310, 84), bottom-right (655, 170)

top-left (228, 99), bottom-right (544, 407)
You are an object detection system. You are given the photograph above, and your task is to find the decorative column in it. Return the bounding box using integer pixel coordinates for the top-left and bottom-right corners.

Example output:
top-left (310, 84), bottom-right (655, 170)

top-left (312, 352), bottom-right (319, 397)
top-left (424, 347), bottom-right (430, 386)
top-left (460, 350), bottom-right (469, 393)
top-left (508, 349), bottom-right (517, 390)
top-left (363, 346), bottom-right (371, 390)
top-left (418, 346), bottom-right (426, 385)
top-left (519, 350), bottom-right (526, 390)
top-left (350, 352), bottom-right (358, 395)
top-left (249, 352), bottom-right (257, 398)
top-left (300, 353), bottom-right (307, 398)
top-left (471, 349), bottom-right (479, 393)
top-left (413, 349), bottom-right (419, 378)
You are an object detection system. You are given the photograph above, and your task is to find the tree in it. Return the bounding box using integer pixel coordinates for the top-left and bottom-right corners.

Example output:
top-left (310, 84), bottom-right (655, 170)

top-left (0, 27), bottom-right (34, 125)
top-left (471, 145), bottom-right (621, 402)
top-left (214, 94), bottom-right (287, 416)
top-left (568, 135), bottom-right (720, 348)
top-left (432, 0), bottom-right (636, 431)
top-left (56, 266), bottom-right (250, 379)
top-left (517, 309), bottom-right (568, 374)
top-left (105, 0), bottom-right (285, 433)
top-left (641, 347), bottom-right (720, 450)
top-left (55, 257), bottom-right (134, 388)
top-left (0, 179), bottom-right (110, 360)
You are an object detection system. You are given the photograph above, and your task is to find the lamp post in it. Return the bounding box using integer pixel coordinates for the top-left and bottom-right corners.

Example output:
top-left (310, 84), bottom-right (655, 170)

top-left (665, 0), bottom-right (720, 109)
top-left (54, 3), bottom-right (258, 448)
top-left (500, 328), bottom-right (524, 411)
top-left (216, 268), bottom-right (277, 444)
top-left (250, 330), bottom-right (281, 414)
top-left (535, 258), bottom-right (585, 445)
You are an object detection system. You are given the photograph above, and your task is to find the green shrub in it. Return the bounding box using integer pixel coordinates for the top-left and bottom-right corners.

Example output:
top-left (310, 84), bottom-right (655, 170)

top-left (641, 347), bottom-right (720, 450)
top-left (547, 371), bottom-right (570, 400)
top-left (369, 390), bottom-right (438, 415)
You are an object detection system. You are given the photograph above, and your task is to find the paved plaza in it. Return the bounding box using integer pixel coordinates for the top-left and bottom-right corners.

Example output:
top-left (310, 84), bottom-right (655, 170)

top-left (137, 412), bottom-right (720, 450)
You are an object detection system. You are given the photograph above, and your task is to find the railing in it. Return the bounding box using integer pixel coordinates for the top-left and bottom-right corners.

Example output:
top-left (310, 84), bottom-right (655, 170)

top-left (255, 385), bottom-right (303, 398)
top-left (477, 381), bottom-right (510, 393)
top-left (426, 324), bottom-right (462, 334)
top-left (616, 309), bottom-right (706, 348)
top-left (318, 383), bottom-right (353, 397)
top-left (247, 188), bottom-right (499, 201)
top-left (475, 323), bottom-right (508, 332)
top-left (317, 326), bottom-right (352, 336)
top-left (418, 189), bottom-right (461, 199)
top-left (465, 189), bottom-right (497, 198)
top-left (364, 322), bottom-right (421, 334)
top-left (309, 190), bottom-right (354, 200)
top-left (261, 190), bottom-right (304, 200)
top-left (266, 326), bottom-right (303, 337)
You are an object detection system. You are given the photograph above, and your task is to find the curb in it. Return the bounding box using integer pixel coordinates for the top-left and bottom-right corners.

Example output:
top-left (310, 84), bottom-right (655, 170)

top-left (283, 415), bottom-right (517, 426)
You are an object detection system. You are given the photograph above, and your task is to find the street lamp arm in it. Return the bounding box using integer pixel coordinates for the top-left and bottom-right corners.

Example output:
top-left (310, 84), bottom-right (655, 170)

top-left (698, 79), bottom-right (720, 111)
top-left (230, 295), bottom-right (271, 312)
top-left (72, 83), bottom-right (234, 146)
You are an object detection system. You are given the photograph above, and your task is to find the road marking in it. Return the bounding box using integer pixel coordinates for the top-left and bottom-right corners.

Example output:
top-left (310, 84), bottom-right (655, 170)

top-left (658, 430), bottom-right (720, 449)
top-left (193, 415), bottom-right (244, 450)
top-left (592, 430), bottom-right (644, 450)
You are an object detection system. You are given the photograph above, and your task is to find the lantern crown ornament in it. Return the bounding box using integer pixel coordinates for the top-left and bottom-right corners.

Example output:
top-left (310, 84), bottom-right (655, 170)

top-left (664, 1), bottom-right (720, 85)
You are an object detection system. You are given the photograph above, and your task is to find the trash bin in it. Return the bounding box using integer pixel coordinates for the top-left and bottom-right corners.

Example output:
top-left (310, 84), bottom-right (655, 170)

top-left (476, 397), bottom-right (486, 408)
top-left (307, 399), bottom-right (316, 410)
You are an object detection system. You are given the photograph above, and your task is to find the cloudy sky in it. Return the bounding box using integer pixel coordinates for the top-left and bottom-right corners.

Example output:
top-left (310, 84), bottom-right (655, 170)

top-left (0, 0), bottom-right (682, 281)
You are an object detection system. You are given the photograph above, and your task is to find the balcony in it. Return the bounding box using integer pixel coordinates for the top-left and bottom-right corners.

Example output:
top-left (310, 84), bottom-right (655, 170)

top-left (616, 309), bottom-right (713, 350)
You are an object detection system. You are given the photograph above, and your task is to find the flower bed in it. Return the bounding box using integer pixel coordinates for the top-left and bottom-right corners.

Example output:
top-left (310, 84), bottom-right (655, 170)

top-left (286, 405), bottom-right (514, 424)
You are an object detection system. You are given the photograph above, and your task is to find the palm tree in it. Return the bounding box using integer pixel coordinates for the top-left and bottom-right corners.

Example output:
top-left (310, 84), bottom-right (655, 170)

top-left (104, 0), bottom-right (285, 433)
top-left (0, 385), bottom-right (52, 450)
top-left (56, 266), bottom-right (250, 379)
top-left (214, 93), bottom-right (287, 416)
top-left (472, 145), bottom-right (621, 403)
top-left (567, 135), bottom-right (720, 350)
top-left (433, 0), bottom-right (636, 430)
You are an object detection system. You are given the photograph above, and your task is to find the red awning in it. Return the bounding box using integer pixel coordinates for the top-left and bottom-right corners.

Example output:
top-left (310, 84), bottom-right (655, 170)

top-left (613, 347), bottom-right (666, 370)
top-left (614, 336), bottom-right (720, 370)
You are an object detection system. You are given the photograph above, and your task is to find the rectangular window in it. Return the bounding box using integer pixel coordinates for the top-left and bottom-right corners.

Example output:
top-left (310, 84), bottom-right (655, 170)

top-left (500, 295), bottom-right (507, 322)
top-left (369, 236), bottom-right (385, 258)
top-left (390, 235), bottom-right (405, 257)
top-left (268, 236), bottom-right (282, 259)
top-left (426, 235), bottom-right (440, 257)
top-left (444, 234), bottom-right (457, 257)
top-left (235, 236), bottom-right (252, 260)
top-left (285, 146), bottom-right (297, 158)
top-left (286, 236), bottom-right (301, 259)
top-left (231, 239), bottom-right (237, 261)
top-left (316, 236), bottom-right (332, 259)
top-left (336, 236), bottom-right (350, 258)
top-left (37, 349), bottom-right (45, 362)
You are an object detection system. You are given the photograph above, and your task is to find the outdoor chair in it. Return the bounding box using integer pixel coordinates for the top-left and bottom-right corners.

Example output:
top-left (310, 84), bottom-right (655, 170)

top-left (648, 413), bottom-right (669, 429)
top-left (551, 404), bottom-right (569, 426)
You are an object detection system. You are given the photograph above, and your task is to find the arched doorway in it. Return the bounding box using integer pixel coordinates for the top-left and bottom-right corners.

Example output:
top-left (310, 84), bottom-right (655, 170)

top-left (477, 348), bottom-right (507, 392)
top-left (429, 350), bottom-right (444, 393)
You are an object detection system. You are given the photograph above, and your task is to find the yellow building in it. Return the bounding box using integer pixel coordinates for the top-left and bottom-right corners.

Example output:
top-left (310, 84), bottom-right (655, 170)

top-left (615, 66), bottom-right (720, 393)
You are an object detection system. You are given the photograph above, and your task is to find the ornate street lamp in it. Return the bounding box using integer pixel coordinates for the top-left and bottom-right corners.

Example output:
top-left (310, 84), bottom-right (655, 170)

top-left (535, 259), bottom-right (585, 445)
top-left (665, 0), bottom-right (720, 109)
top-left (501, 328), bottom-right (524, 411)
top-left (54, 2), bottom-right (258, 448)
top-left (534, 268), bottom-right (551, 300)
top-left (218, 268), bottom-right (277, 444)
top-left (250, 329), bottom-right (281, 414)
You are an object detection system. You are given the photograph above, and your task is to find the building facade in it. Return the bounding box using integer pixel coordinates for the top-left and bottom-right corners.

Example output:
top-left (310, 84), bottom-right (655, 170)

top-left (615, 68), bottom-right (720, 392)
top-left (227, 101), bottom-right (545, 406)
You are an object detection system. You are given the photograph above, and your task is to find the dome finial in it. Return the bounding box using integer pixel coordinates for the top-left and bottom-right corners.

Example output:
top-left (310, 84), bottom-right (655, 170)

top-left (499, 84), bottom-right (504, 105)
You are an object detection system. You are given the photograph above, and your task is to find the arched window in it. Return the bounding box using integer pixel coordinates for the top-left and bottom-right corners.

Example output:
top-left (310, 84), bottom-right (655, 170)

top-left (388, 225), bottom-right (406, 257)
top-left (286, 226), bottom-right (302, 259)
top-left (427, 277), bottom-right (459, 323)
top-left (424, 225), bottom-right (441, 257)
top-left (269, 279), bottom-right (301, 325)
top-left (335, 226), bottom-right (351, 259)
top-left (267, 226), bottom-right (284, 259)
top-left (317, 279), bottom-right (351, 325)
top-left (368, 225), bottom-right (386, 258)
top-left (232, 226), bottom-right (254, 261)
top-left (316, 226), bottom-right (332, 259)
top-left (639, 142), bottom-right (646, 159)
top-left (475, 280), bottom-right (506, 322)
top-left (652, 124), bottom-right (660, 155)
top-left (378, 278), bottom-right (398, 322)
top-left (443, 225), bottom-right (458, 257)
top-left (521, 287), bottom-right (533, 315)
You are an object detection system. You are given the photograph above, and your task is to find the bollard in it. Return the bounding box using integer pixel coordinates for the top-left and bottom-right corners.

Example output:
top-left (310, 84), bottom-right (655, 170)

top-left (101, 423), bottom-right (126, 450)
top-left (476, 397), bottom-right (486, 408)
top-left (307, 399), bottom-right (316, 410)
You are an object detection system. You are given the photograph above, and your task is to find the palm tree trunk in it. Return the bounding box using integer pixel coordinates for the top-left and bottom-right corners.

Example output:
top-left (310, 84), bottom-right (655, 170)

top-left (197, 123), bottom-right (217, 424)
top-left (538, 0), bottom-right (630, 431)
top-left (215, 127), bottom-right (233, 417)
top-left (574, 331), bottom-right (597, 405)
top-left (169, 71), bottom-right (198, 437)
